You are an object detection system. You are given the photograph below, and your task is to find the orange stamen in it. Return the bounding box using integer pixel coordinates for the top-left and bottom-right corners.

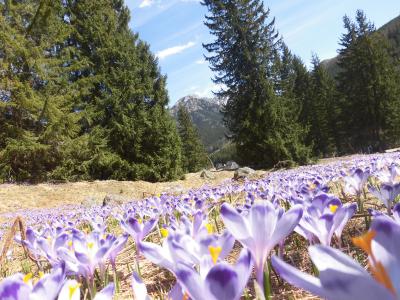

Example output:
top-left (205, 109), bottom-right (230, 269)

top-left (352, 230), bottom-right (376, 256)
top-left (372, 262), bottom-right (396, 295)
top-left (353, 230), bottom-right (396, 296)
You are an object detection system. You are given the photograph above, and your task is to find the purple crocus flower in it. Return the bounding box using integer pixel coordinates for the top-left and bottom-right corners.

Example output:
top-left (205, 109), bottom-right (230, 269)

top-left (120, 216), bottom-right (157, 250)
top-left (0, 264), bottom-right (65, 300)
top-left (376, 163), bottom-right (400, 185)
top-left (220, 201), bottom-right (303, 287)
top-left (272, 217), bottom-right (400, 300)
top-left (139, 228), bottom-right (234, 274)
top-left (57, 231), bottom-right (110, 281)
top-left (176, 248), bottom-right (253, 300)
top-left (104, 233), bottom-right (128, 270)
top-left (295, 194), bottom-right (357, 246)
top-left (344, 168), bottom-right (370, 197)
top-left (368, 183), bottom-right (400, 214)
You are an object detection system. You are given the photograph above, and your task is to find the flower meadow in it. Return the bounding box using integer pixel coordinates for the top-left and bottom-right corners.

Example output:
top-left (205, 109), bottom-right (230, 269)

top-left (1, 153), bottom-right (400, 299)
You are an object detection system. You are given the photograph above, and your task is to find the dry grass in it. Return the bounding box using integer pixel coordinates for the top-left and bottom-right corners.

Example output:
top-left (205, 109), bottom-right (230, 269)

top-left (0, 170), bottom-right (266, 216)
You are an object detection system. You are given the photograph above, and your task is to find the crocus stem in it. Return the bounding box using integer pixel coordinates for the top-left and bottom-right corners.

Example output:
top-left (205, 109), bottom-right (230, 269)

top-left (136, 255), bottom-right (141, 277)
top-left (87, 276), bottom-right (96, 299)
top-left (113, 267), bottom-right (120, 293)
top-left (263, 261), bottom-right (272, 300)
top-left (213, 209), bottom-right (220, 234)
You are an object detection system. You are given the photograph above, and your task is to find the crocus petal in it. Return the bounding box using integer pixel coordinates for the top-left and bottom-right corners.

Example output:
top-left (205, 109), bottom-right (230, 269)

top-left (132, 273), bottom-right (150, 300)
top-left (57, 279), bottom-right (80, 300)
top-left (269, 205), bottom-right (303, 249)
top-left (333, 203), bottom-right (357, 239)
top-left (139, 241), bottom-right (174, 271)
top-left (220, 203), bottom-right (250, 240)
top-left (128, 217), bottom-right (142, 234)
top-left (371, 218), bottom-right (400, 295)
top-left (248, 202), bottom-right (276, 259)
top-left (95, 246), bottom-right (109, 263)
top-left (176, 263), bottom-right (208, 300)
top-left (205, 264), bottom-right (239, 300)
top-left (234, 248), bottom-right (253, 298)
top-left (0, 275), bottom-right (30, 300)
top-left (216, 231), bottom-right (235, 260)
top-left (93, 283), bottom-right (114, 300)
top-left (393, 203), bottom-right (400, 223)
top-left (168, 283), bottom-right (185, 300)
top-left (30, 264), bottom-right (65, 300)
top-left (54, 234), bottom-right (69, 249)
top-left (143, 218), bottom-right (157, 237)
top-left (310, 245), bottom-right (394, 300)
top-left (74, 251), bottom-right (90, 265)
top-left (271, 255), bottom-right (328, 298)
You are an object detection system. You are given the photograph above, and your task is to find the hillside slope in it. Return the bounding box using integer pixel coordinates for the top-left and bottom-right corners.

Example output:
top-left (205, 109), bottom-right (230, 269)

top-left (170, 95), bottom-right (228, 152)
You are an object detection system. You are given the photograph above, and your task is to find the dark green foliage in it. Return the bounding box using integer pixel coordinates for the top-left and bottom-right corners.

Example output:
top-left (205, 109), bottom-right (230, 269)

top-left (210, 142), bottom-right (238, 165)
top-left (323, 15), bottom-right (400, 84)
top-left (177, 105), bottom-right (209, 173)
top-left (202, 0), bottom-right (311, 168)
top-left (0, 0), bottom-right (183, 182)
top-left (305, 55), bottom-right (338, 156)
top-left (336, 10), bottom-right (400, 152)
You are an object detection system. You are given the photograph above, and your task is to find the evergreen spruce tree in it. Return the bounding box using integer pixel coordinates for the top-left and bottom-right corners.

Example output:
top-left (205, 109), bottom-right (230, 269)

top-left (202, 0), bottom-right (310, 167)
top-left (177, 104), bottom-right (209, 173)
top-left (53, 0), bottom-right (184, 181)
top-left (0, 0), bottom-right (184, 182)
top-left (337, 10), bottom-right (400, 152)
top-left (0, 0), bottom-right (79, 182)
top-left (307, 55), bottom-right (338, 156)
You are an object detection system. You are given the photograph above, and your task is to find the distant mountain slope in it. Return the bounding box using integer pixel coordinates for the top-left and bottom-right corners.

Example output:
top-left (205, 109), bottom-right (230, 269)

top-left (170, 95), bottom-right (228, 153)
top-left (322, 15), bottom-right (400, 77)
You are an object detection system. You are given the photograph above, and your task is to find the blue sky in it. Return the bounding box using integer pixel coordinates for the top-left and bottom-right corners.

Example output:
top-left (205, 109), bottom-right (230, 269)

top-left (125, 0), bottom-right (400, 106)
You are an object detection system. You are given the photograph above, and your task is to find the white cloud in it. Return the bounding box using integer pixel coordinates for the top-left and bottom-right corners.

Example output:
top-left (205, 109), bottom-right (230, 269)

top-left (156, 41), bottom-right (196, 60)
top-left (139, 0), bottom-right (154, 8)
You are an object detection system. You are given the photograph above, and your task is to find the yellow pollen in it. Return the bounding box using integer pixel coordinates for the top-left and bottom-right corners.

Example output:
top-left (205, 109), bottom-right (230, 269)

top-left (69, 283), bottom-right (80, 300)
top-left (23, 273), bottom-right (33, 284)
top-left (205, 223), bottom-right (214, 234)
top-left (138, 218), bottom-right (143, 224)
top-left (38, 271), bottom-right (44, 279)
top-left (160, 228), bottom-right (169, 238)
top-left (329, 205), bottom-right (338, 213)
top-left (209, 246), bottom-right (222, 264)
top-left (87, 242), bottom-right (94, 250)
top-left (68, 240), bottom-right (73, 247)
